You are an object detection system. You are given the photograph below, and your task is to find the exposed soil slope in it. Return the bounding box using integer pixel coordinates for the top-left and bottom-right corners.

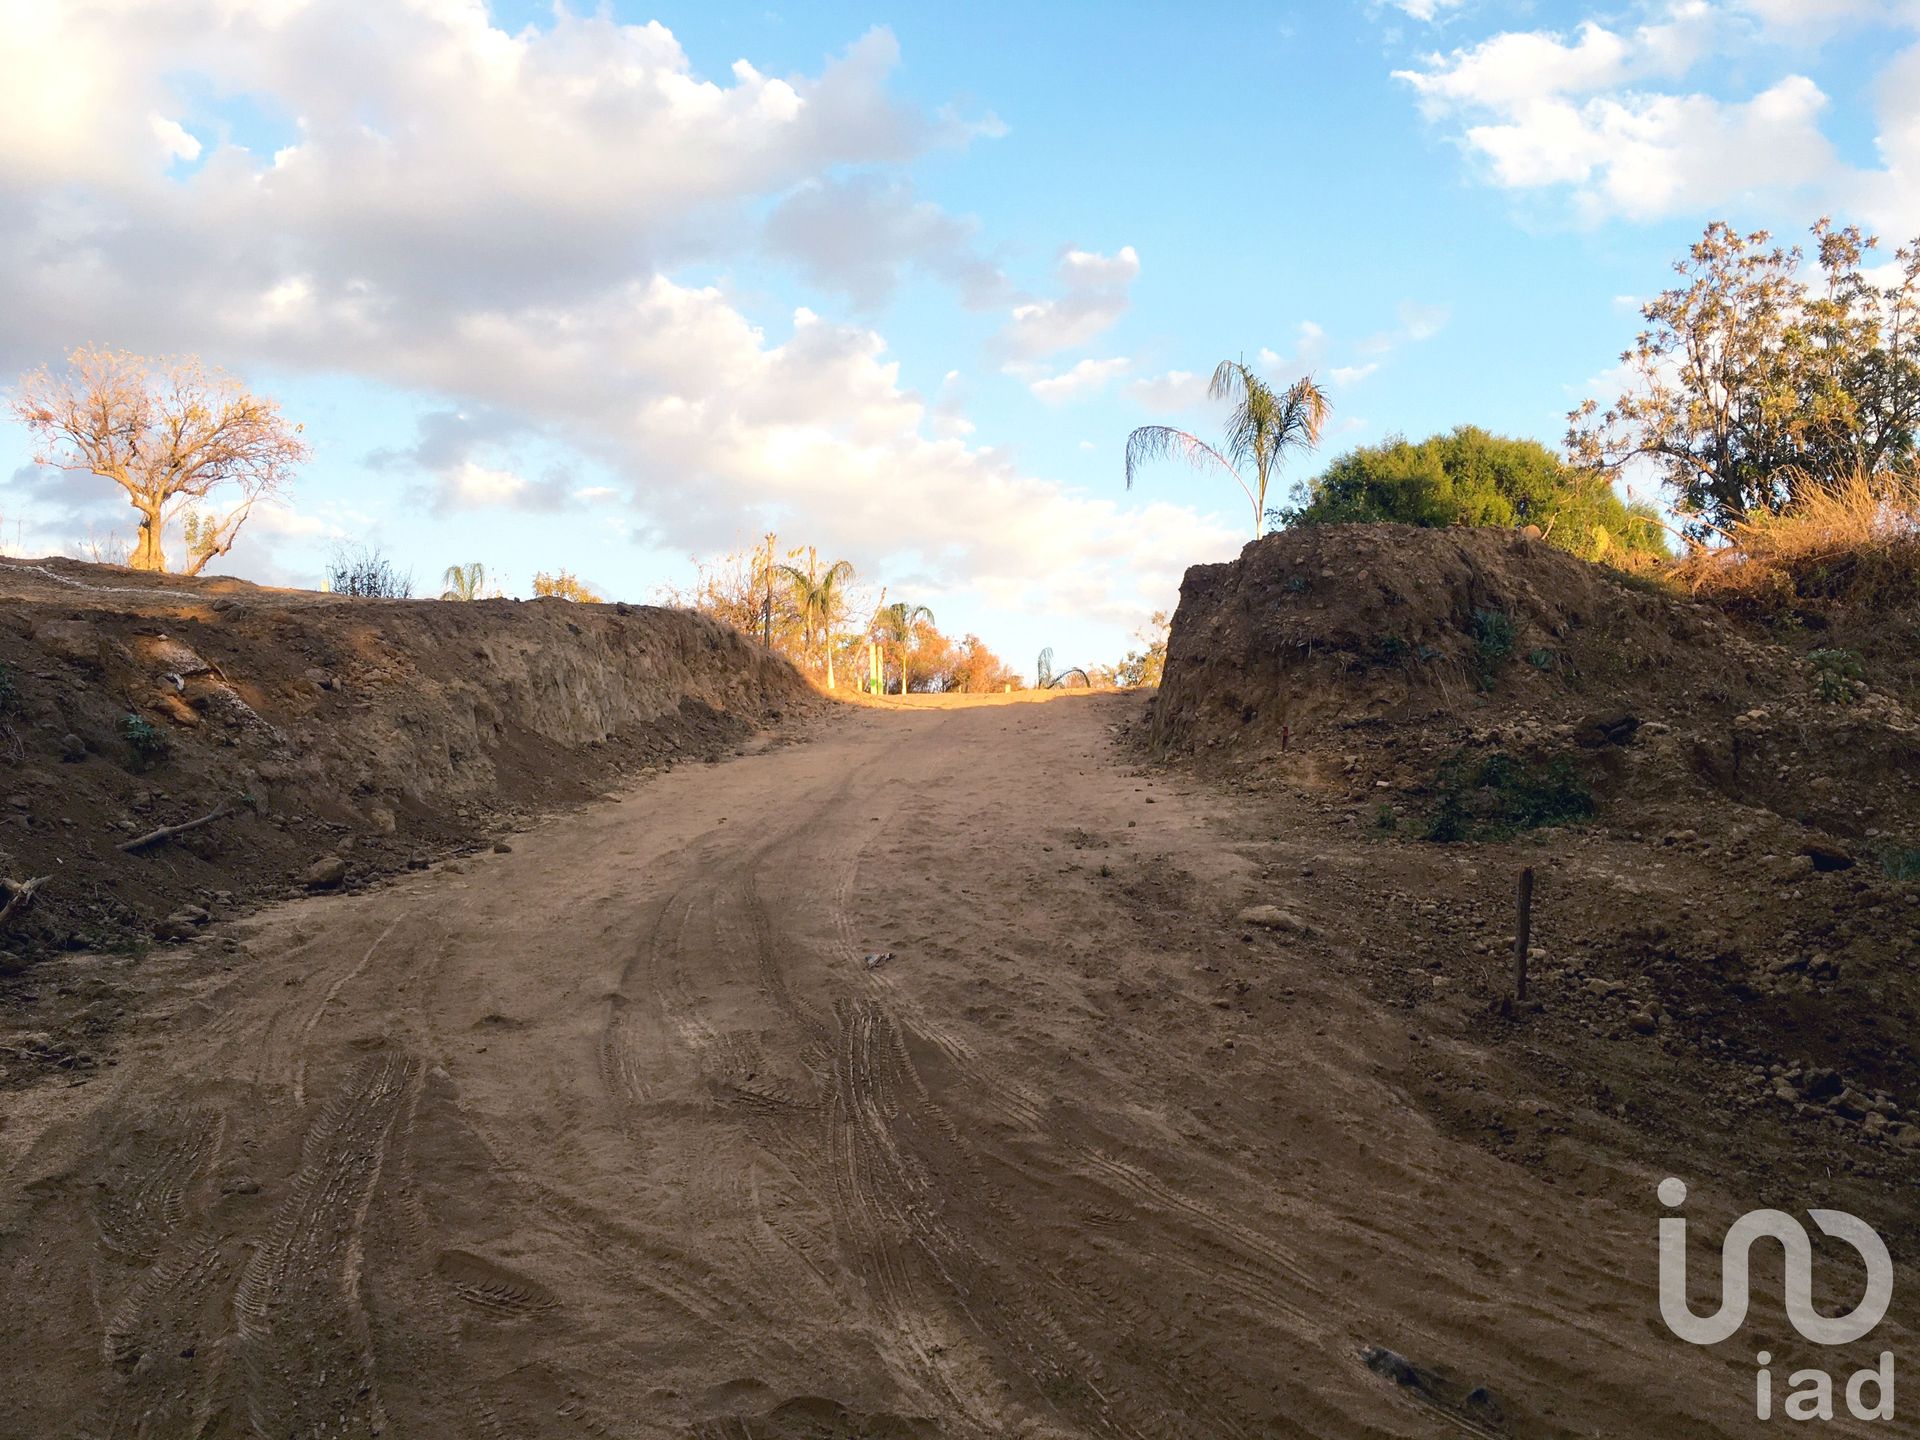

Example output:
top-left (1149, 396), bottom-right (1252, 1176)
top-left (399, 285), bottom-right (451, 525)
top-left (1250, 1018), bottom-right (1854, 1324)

top-left (1141, 523), bottom-right (1920, 1295)
top-left (0, 556), bottom-right (812, 963)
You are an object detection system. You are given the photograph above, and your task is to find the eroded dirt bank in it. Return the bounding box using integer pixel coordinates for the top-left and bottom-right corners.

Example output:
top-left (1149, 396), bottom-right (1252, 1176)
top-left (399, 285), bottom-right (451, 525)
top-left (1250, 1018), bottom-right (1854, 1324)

top-left (3, 690), bottom-right (1905, 1438)
top-left (0, 556), bottom-right (812, 970)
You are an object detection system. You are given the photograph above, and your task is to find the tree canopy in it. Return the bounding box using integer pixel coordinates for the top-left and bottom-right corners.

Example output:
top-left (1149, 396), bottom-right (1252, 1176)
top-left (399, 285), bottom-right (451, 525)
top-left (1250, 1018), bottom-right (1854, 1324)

top-left (12, 346), bottom-right (308, 574)
top-left (1569, 218), bottom-right (1920, 534)
top-left (1280, 426), bottom-right (1666, 563)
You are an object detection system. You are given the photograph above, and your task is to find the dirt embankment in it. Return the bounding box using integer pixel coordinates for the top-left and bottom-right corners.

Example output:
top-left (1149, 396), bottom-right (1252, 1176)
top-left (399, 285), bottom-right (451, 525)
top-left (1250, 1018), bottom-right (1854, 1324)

top-left (1139, 523), bottom-right (1920, 1244)
top-left (0, 557), bottom-right (813, 963)
top-left (1150, 523), bottom-right (1920, 850)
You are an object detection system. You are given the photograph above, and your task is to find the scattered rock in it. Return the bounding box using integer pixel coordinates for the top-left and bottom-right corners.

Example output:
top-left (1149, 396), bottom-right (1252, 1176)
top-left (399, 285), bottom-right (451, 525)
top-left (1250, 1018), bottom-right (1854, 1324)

top-left (1800, 843), bottom-right (1855, 873)
top-left (1237, 905), bottom-right (1309, 933)
top-left (492, 840), bottom-right (513, 854)
top-left (57, 733), bottom-right (87, 763)
top-left (32, 620), bottom-right (104, 667)
top-left (1360, 1346), bottom-right (1424, 1389)
top-left (1800, 1068), bottom-right (1845, 1101)
top-left (304, 855), bottom-right (348, 890)
top-left (1574, 710), bottom-right (1640, 747)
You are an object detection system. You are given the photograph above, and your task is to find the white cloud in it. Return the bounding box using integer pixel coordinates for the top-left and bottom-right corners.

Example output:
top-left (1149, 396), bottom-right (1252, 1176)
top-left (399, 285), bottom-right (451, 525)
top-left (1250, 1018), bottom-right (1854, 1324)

top-left (1394, 5), bottom-right (1842, 221)
top-left (764, 174), bottom-right (1007, 310)
top-left (0, 4), bottom-right (1235, 638)
top-left (148, 115), bottom-right (200, 164)
top-left (1392, 0), bottom-right (1467, 21)
top-left (1026, 356), bottom-right (1130, 404)
top-left (1258, 320), bottom-right (1327, 376)
top-left (997, 245), bottom-right (1140, 358)
top-left (1734, 0), bottom-right (1920, 37)
top-left (1396, 300), bottom-right (1450, 340)
top-left (1127, 369), bottom-right (1209, 412)
top-left (1330, 363), bottom-right (1379, 387)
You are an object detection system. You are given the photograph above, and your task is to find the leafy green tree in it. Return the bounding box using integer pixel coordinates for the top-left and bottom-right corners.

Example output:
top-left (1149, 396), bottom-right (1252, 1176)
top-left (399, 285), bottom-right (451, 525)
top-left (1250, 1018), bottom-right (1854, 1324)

top-left (1126, 360), bottom-right (1330, 537)
top-left (1281, 426), bottom-right (1666, 563)
top-left (1569, 218), bottom-right (1920, 534)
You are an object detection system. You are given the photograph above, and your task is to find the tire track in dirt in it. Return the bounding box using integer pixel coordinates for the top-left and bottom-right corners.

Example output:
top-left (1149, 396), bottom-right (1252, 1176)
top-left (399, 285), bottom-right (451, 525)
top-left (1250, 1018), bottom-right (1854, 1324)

top-left (234, 1052), bottom-right (416, 1438)
top-left (90, 1105), bottom-right (225, 1264)
top-left (291, 918), bottom-right (402, 1106)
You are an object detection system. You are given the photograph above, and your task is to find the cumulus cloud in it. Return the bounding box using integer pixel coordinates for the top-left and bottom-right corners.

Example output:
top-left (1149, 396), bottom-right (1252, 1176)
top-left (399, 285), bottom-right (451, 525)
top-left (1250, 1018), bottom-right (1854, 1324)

top-left (1127, 369), bottom-right (1209, 413)
top-left (0, 2), bottom-right (1229, 632)
top-left (1393, 4), bottom-right (1846, 221)
top-left (1025, 356), bottom-right (1131, 404)
top-left (1397, 300), bottom-right (1451, 340)
top-left (996, 245), bottom-right (1140, 358)
top-left (764, 174), bottom-right (1008, 311)
top-left (1391, 0), bottom-right (1467, 21)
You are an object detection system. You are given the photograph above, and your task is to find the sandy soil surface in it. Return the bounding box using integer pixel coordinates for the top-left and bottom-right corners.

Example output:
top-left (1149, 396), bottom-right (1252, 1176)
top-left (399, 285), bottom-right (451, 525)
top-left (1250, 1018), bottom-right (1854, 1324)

top-left (1, 690), bottom-right (1907, 1438)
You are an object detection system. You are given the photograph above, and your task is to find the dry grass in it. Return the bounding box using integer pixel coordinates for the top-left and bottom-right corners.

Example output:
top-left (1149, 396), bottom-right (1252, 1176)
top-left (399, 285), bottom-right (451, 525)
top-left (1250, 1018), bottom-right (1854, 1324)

top-left (1672, 469), bottom-right (1920, 616)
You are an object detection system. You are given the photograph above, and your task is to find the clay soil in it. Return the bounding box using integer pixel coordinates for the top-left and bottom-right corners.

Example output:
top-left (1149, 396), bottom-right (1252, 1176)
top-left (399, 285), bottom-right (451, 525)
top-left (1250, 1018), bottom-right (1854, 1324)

top-left (1, 540), bottom-right (1916, 1438)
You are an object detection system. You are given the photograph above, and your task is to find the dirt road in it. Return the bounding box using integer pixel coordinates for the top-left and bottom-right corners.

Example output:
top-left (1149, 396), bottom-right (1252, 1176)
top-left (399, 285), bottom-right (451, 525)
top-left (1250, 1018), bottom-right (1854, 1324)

top-left (0, 693), bottom-right (1894, 1437)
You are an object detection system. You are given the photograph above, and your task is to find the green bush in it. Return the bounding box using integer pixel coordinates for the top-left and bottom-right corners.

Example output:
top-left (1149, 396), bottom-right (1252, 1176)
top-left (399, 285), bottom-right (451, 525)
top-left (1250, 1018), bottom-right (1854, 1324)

top-left (1470, 608), bottom-right (1516, 688)
top-left (1424, 750), bottom-right (1595, 842)
top-left (1278, 426), bottom-right (1669, 563)
top-left (1881, 847), bottom-right (1920, 883)
top-left (121, 712), bottom-right (169, 764)
top-left (1807, 648), bottom-right (1865, 704)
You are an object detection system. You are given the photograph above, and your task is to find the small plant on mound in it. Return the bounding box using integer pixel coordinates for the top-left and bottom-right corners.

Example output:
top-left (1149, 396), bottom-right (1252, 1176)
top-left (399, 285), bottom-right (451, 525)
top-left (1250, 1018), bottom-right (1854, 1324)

top-left (121, 712), bottom-right (169, 766)
top-left (1808, 647), bottom-right (1866, 703)
top-left (1468, 607), bottom-right (1516, 689)
top-left (1423, 750), bottom-right (1594, 842)
top-left (1880, 846), bottom-right (1920, 883)
top-left (327, 543), bottom-right (413, 598)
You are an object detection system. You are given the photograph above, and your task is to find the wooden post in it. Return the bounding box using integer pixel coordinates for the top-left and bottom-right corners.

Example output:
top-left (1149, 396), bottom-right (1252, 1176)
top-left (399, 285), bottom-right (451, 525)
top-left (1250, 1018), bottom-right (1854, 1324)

top-left (1512, 866), bottom-right (1535, 1003)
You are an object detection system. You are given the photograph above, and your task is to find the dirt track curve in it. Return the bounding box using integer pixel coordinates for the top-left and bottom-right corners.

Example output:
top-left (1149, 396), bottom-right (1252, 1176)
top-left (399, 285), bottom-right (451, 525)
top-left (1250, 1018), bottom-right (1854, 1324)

top-left (0, 692), bottom-right (1886, 1438)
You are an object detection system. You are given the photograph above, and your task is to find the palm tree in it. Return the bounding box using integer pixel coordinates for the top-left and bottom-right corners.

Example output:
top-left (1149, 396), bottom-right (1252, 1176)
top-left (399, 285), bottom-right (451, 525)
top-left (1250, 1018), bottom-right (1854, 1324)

top-left (876, 601), bottom-right (934, 695)
top-left (776, 548), bottom-right (857, 689)
top-left (1124, 359), bottom-right (1330, 537)
top-left (440, 561), bottom-right (487, 600)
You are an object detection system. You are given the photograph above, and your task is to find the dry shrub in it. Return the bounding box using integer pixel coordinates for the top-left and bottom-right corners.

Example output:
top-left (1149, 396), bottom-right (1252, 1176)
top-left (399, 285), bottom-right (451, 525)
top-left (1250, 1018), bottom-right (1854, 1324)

top-left (1672, 469), bottom-right (1920, 616)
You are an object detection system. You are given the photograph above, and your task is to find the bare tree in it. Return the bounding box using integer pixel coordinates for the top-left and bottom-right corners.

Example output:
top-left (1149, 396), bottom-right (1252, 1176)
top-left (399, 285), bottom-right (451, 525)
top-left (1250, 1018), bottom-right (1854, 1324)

top-left (11, 345), bottom-right (309, 574)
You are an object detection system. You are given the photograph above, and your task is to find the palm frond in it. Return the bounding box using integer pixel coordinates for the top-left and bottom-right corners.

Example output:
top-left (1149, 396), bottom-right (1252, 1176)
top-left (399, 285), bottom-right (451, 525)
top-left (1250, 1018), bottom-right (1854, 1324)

top-left (1124, 425), bottom-right (1252, 506)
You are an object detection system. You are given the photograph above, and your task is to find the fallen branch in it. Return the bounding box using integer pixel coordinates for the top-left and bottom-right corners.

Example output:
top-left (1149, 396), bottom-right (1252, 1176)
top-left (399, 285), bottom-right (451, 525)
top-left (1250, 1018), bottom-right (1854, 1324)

top-left (0, 875), bottom-right (49, 929)
top-left (118, 804), bottom-right (234, 853)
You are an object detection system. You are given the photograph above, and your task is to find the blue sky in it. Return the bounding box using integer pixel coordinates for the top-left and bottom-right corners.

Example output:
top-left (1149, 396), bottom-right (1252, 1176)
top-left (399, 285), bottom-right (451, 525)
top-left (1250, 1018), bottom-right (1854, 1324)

top-left (3, 0), bottom-right (1916, 672)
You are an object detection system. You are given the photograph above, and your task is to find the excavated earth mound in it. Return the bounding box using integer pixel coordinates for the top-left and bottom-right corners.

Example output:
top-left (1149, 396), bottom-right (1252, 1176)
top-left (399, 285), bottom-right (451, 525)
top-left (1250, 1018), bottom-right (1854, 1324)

top-left (1138, 524), bottom-right (1920, 1237)
top-left (0, 556), bottom-right (812, 964)
top-left (1150, 523), bottom-right (1920, 850)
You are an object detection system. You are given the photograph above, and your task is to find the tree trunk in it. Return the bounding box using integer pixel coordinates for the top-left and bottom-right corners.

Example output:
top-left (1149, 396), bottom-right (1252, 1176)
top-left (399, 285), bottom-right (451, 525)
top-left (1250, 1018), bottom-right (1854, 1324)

top-left (899, 646), bottom-right (909, 695)
top-left (824, 628), bottom-right (835, 690)
top-left (130, 501), bottom-right (166, 572)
